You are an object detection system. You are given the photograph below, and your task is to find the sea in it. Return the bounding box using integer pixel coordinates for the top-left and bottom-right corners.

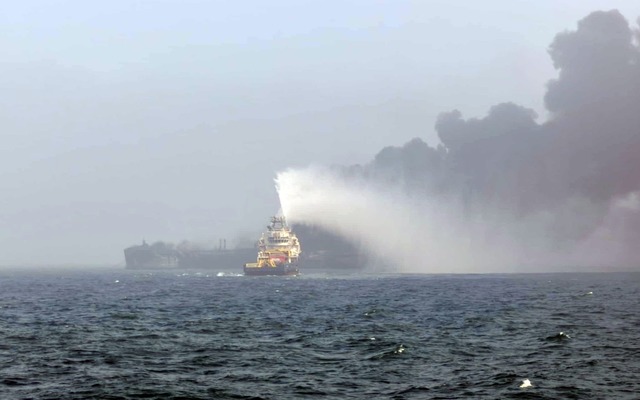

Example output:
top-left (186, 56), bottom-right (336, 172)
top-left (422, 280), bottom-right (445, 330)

top-left (0, 268), bottom-right (638, 399)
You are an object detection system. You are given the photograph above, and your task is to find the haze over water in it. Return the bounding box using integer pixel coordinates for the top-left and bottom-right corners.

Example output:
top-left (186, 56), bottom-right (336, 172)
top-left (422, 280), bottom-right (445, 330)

top-left (2, 4), bottom-right (640, 400)
top-left (1, 2), bottom-right (639, 267)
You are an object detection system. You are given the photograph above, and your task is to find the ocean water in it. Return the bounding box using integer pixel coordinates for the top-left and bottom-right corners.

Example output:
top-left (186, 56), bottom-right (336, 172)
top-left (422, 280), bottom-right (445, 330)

top-left (0, 268), bottom-right (638, 399)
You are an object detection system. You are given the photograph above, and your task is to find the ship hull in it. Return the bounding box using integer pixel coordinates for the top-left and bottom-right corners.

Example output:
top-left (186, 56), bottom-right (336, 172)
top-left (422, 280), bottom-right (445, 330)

top-left (243, 264), bottom-right (299, 276)
top-left (124, 244), bottom-right (255, 270)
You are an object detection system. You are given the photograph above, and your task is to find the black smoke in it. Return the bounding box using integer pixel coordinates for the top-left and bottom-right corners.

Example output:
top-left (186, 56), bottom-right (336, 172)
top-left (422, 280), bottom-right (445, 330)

top-left (342, 10), bottom-right (640, 268)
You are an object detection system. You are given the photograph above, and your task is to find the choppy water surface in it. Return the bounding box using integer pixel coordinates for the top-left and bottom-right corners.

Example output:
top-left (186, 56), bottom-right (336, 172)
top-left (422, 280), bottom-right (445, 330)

top-left (0, 269), bottom-right (639, 399)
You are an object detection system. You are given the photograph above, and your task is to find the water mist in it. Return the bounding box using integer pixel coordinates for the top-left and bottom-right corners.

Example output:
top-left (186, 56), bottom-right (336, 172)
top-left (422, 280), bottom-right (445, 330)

top-left (275, 166), bottom-right (525, 273)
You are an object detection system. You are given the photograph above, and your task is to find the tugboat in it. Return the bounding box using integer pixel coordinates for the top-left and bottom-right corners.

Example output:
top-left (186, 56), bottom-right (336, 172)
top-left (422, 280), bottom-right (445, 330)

top-left (244, 216), bottom-right (301, 276)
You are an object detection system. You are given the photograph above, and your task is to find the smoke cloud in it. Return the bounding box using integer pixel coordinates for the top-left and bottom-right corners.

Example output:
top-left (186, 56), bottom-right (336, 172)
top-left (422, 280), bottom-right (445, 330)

top-left (276, 10), bottom-right (640, 272)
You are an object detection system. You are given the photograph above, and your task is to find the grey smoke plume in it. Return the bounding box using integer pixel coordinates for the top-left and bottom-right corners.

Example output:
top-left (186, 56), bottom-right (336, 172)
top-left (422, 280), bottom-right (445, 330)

top-left (278, 10), bottom-right (640, 272)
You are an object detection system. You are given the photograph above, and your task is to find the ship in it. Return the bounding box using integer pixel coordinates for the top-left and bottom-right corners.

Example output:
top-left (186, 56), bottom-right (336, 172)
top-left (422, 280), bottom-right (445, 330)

top-left (123, 222), bottom-right (368, 272)
top-left (244, 216), bottom-right (301, 276)
top-left (124, 240), bottom-right (179, 269)
top-left (124, 239), bottom-right (255, 270)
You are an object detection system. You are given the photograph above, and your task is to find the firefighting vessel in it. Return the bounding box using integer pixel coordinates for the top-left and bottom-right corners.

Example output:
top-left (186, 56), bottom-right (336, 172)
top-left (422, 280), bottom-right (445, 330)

top-left (244, 216), bottom-right (301, 276)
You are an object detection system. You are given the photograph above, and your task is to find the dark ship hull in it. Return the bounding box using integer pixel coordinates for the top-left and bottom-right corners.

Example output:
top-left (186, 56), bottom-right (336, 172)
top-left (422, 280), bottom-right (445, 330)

top-left (124, 242), bottom-right (178, 269)
top-left (124, 241), bottom-right (255, 270)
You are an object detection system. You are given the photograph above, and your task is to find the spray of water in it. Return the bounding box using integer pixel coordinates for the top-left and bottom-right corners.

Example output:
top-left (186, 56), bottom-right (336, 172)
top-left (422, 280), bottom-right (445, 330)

top-left (275, 166), bottom-right (528, 273)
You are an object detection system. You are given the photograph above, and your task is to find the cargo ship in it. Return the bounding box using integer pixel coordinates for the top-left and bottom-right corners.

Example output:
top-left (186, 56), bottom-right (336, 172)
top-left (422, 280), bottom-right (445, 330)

top-left (123, 222), bottom-right (368, 272)
top-left (124, 240), bottom-right (255, 270)
top-left (124, 240), bottom-right (179, 269)
top-left (244, 216), bottom-right (300, 276)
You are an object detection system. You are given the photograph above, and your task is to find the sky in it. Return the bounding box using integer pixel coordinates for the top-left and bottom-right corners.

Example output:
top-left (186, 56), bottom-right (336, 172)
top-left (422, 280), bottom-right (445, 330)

top-left (0, 0), bottom-right (639, 265)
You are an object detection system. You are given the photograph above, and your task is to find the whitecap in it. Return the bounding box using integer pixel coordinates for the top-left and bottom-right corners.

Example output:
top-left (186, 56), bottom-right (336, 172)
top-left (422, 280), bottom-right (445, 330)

top-left (520, 379), bottom-right (532, 388)
top-left (394, 344), bottom-right (406, 354)
top-left (216, 272), bottom-right (243, 277)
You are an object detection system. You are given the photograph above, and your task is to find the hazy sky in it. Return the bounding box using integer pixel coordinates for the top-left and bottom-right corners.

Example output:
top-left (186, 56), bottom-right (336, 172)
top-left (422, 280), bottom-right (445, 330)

top-left (1, 1), bottom-right (638, 265)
